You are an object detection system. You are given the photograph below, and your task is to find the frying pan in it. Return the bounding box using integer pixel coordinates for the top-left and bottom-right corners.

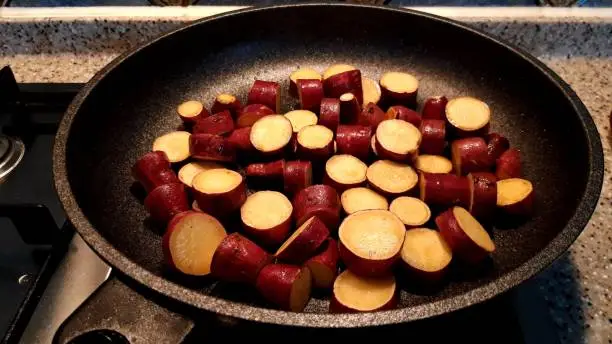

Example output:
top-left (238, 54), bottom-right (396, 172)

top-left (52, 3), bottom-right (603, 343)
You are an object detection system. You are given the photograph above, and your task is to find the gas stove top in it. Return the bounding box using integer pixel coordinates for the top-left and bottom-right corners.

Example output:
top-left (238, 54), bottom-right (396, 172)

top-left (0, 65), bottom-right (562, 344)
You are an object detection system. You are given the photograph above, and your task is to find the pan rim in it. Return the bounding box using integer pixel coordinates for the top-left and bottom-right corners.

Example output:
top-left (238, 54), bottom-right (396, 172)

top-left (53, 3), bottom-right (604, 327)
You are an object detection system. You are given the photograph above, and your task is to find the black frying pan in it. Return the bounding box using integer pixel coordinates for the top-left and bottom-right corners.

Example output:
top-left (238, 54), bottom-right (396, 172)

top-left (52, 3), bottom-right (603, 342)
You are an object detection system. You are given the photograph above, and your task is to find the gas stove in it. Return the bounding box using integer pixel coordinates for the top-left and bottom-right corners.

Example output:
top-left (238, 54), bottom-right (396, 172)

top-left (0, 65), bottom-right (562, 344)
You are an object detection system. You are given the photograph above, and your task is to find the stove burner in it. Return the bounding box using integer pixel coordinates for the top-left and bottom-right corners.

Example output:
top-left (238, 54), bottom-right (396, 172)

top-left (0, 135), bottom-right (25, 182)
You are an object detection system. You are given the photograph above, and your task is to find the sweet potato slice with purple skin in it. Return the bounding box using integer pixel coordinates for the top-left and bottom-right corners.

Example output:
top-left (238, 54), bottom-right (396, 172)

top-left (163, 211), bottom-right (227, 276)
top-left (496, 148), bottom-right (522, 180)
top-left (379, 72), bottom-right (419, 108)
top-left (144, 183), bottom-right (190, 225)
top-left (366, 160), bottom-right (418, 198)
top-left (420, 119), bottom-right (446, 155)
top-left (227, 127), bottom-right (254, 152)
top-left (177, 100), bottom-right (209, 124)
top-left (193, 110), bottom-right (234, 136)
top-left (289, 67), bottom-right (321, 97)
top-left (451, 137), bottom-right (491, 175)
top-left (338, 209), bottom-right (405, 277)
top-left (247, 80), bottom-right (280, 113)
top-left (358, 102), bottom-right (387, 130)
top-left (275, 216), bottom-right (330, 263)
top-left (414, 155), bottom-right (453, 174)
top-left (178, 161), bottom-right (223, 188)
top-left (386, 105), bottom-right (421, 127)
top-left (422, 96), bottom-right (448, 120)
top-left (445, 96), bottom-right (491, 137)
top-left (241, 191), bottom-right (293, 247)
top-left (245, 159), bottom-right (285, 189)
top-left (375, 119), bottom-right (421, 162)
top-left (319, 98), bottom-right (341, 132)
top-left (389, 196), bottom-right (431, 228)
top-left (324, 69), bottom-right (363, 104)
top-left (496, 178), bottom-right (534, 217)
top-left (436, 206), bottom-right (495, 264)
top-left (335, 125), bottom-right (371, 161)
top-left (341, 187), bottom-right (388, 215)
top-left (211, 232), bottom-right (272, 285)
top-left (400, 228), bottom-right (452, 284)
top-left (255, 264), bottom-right (312, 312)
top-left (330, 270), bottom-right (397, 313)
top-left (296, 125), bottom-right (334, 162)
top-left (323, 154), bottom-right (367, 193)
top-left (485, 132), bottom-right (510, 164)
top-left (131, 151), bottom-right (179, 193)
top-left (468, 172), bottom-right (497, 220)
top-left (283, 160), bottom-right (312, 196)
top-left (293, 184), bottom-right (341, 229)
top-left (306, 238), bottom-right (339, 289)
top-left (250, 115), bottom-right (293, 156)
top-left (153, 131), bottom-right (191, 163)
top-left (339, 92), bottom-right (361, 124)
top-left (361, 77), bottom-right (381, 106)
top-left (297, 79), bottom-right (324, 113)
top-left (192, 168), bottom-right (246, 219)
top-left (419, 172), bottom-right (470, 209)
top-left (236, 104), bottom-right (275, 128)
top-left (190, 133), bottom-right (236, 162)
top-left (211, 93), bottom-right (242, 119)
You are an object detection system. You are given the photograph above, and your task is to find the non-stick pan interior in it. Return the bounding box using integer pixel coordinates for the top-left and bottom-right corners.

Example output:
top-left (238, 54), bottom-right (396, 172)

top-left (62, 5), bottom-right (594, 315)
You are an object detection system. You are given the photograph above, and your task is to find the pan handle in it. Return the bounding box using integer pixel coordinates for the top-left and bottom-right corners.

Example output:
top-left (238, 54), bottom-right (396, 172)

top-left (54, 275), bottom-right (194, 344)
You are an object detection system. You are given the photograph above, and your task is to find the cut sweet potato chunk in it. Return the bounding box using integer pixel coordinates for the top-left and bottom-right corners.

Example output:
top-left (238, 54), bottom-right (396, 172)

top-left (283, 160), bottom-right (313, 196)
top-left (330, 270), bottom-right (397, 313)
top-left (335, 125), bottom-right (371, 161)
top-left (241, 191), bottom-right (293, 246)
top-left (247, 80), bottom-right (280, 113)
top-left (163, 211), bottom-right (227, 276)
top-left (152, 131), bottom-right (191, 163)
top-left (338, 209), bottom-right (405, 277)
top-left (297, 79), bottom-right (324, 113)
top-left (414, 155), bottom-right (453, 174)
top-left (422, 96), bottom-right (448, 120)
top-left (275, 216), bottom-right (330, 263)
top-left (451, 137), bottom-right (491, 175)
top-left (496, 178), bottom-right (533, 216)
top-left (375, 119), bottom-right (421, 162)
top-left (293, 185), bottom-right (341, 229)
top-left (190, 134), bottom-right (236, 162)
top-left (178, 161), bottom-right (223, 188)
top-left (496, 148), bottom-right (522, 180)
top-left (419, 172), bottom-right (470, 209)
top-left (379, 72), bottom-right (418, 108)
top-left (358, 102), bottom-right (387, 130)
top-left (256, 264), bottom-right (312, 312)
top-left (468, 172), bottom-right (497, 220)
top-left (192, 168), bottom-right (246, 219)
top-left (362, 77), bottom-right (381, 106)
top-left (323, 64), bottom-right (356, 80)
top-left (305, 238), bottom-right (339, 289)
top-left (250, 115), bottom-right (293, 155)
top-left (284, 110), bottom-right (318, 134)
top-left (420, 119), bottom-right (446, 155)
top-left (323, 154), bottom-right (367, 193)
top-left (144, 183), bottom-right (189, 225)
top-left (324, 70), bottom-right (363, 104)
top-left (389, 196), bottom-right (431, 228)
top-left (193, 110), bottom-right (235, 136)
top-left (485, 132), bottom-right (510, 163)
top-left (436, 206), bottom-right (495, 264)
top-left (386, 105), bottom-right (421, 128)
top-left (446, 97), bottom-right (490, 137)
top-left (366, 160), bottom-right (418, 197)
top-left (290, 67), bottom-right (321, 97)
top-left (236, 104), bottom-right (275, 128)
top-left (177, 100), bottom-right (208, 124)
top-left (339, 92), bottom-right (361, 124)
top-left (296, 125), bottom-right (334, 161)
top-left (131, 151), bottom-right (179, 193)
top-left (211, 93), bottom-right (242, 119)
top-left (400, 228), bottom-right (452, 283)
top-left (341, 187), bottom-right (388, 215)
top-left (319, 98), bottom-right (341, 132)
top-left (245, 159), bottom-right (285, 189)
top-left (211, 232), bottom-right (272, 285)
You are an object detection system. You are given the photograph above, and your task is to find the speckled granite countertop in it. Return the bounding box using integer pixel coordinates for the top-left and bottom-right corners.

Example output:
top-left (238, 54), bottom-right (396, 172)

top-left (0, 7), bottom-right (610, 344)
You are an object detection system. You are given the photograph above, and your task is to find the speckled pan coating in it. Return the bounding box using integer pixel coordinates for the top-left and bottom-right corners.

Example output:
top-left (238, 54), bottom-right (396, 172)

top-left (52, 4), bottom-right (603, 327)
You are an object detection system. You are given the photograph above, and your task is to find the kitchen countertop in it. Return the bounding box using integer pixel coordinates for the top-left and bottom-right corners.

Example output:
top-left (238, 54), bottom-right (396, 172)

top-left (0, 6), bottom-right (610, 344)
